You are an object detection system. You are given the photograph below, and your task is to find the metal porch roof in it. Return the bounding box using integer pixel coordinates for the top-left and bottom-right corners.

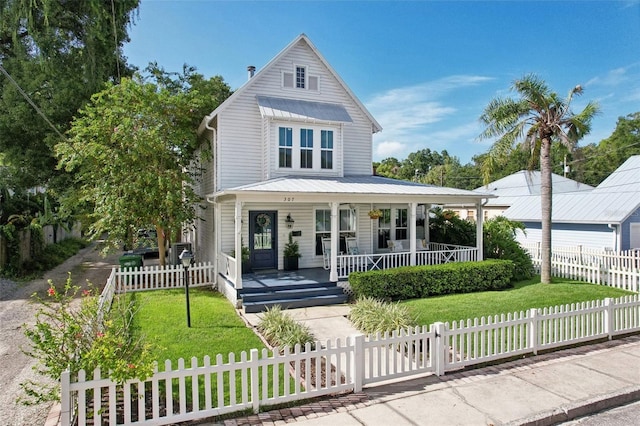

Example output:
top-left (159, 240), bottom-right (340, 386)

top-left (256, 96), bottom-right (353, 123)
top-left (209, 175), bottom-right (495, 203)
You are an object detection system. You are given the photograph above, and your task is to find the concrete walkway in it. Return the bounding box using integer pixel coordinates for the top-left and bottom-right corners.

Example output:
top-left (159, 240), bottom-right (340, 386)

top-left (227, 306), bottom-right (640, 426)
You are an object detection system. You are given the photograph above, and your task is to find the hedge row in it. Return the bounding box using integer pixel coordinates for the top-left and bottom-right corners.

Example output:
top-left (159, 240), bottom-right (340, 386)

top-left (348, 259), bottom-right (515, 301)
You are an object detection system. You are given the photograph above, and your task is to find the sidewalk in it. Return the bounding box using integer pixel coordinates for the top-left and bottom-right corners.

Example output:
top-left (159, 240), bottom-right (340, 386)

top-left (222, 306), bottom-right (640, 426)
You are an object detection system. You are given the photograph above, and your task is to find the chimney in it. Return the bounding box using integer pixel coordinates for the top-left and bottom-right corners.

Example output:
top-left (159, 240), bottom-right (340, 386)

top-left (247, 65), bottom-right (256, 80)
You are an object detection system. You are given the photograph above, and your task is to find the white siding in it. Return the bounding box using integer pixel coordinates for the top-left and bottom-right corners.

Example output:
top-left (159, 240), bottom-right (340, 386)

top-left (215, 202), bottom-right (376, 269)
top-left (516, 228), bottom-right (615, 251)
top-left (216, 38), bottom-right (374, 190)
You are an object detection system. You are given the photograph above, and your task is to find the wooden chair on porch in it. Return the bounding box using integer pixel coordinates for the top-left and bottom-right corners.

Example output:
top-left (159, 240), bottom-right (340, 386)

top-left (345, 237), bottom-right (359, 255)
top-left (321, 237), bottom-right (331, 270)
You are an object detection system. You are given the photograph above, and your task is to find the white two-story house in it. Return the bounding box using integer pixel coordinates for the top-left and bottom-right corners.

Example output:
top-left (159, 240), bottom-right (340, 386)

top-left (191, 34), bottom-right (493, 307)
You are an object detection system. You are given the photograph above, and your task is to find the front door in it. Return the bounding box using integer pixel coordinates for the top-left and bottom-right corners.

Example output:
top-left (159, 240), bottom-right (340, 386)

top-left (249, 211), bottom-right (277, 270)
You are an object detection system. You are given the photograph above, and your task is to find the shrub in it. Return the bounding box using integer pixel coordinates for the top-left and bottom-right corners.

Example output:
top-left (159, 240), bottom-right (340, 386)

top-left (349, 296), bottom-right (416, 335)
top-left (257, 306), bottom-right (315, 350)
top-left (429, 207), bottom-right (476, 246)
top-left (21, 274), bottom-right (155, 404)
top-left (348, 259), bottom-right (515, 301)
top-left (483, 217), bottom-right (534, 281)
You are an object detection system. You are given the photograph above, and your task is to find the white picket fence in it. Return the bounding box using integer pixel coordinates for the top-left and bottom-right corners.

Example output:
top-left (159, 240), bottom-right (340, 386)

top-left (60, 294), bottom-right (640, 426)
top-left (114, 261), bottom-right (215, 293)
top-left (523, 243), bottom-right (640, 292)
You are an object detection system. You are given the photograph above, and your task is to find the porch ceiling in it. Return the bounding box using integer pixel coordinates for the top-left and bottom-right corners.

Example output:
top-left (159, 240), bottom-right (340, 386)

top-left (207, 175), bottom-right (495, 204)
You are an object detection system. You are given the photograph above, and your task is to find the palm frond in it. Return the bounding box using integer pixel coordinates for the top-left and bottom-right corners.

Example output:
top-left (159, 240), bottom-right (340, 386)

top-left (513, 74), bottom-right (550, 111)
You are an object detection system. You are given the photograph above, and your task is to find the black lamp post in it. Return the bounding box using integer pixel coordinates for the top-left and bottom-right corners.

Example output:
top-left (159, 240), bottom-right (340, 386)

top-left (179, 249), bottom-right (194, 328)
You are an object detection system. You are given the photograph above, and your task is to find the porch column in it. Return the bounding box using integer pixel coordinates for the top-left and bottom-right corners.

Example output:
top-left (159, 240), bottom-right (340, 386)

top-left (213, 203), bottom-right (219, 285)
top-left (330, 201), bottom-right (339, 282)
top-left (235, 200), bottom-right (243, 289)
top-left (476, 201), bottom-right (484, 261)
top-left (409, 202), bottom-right (417, 266)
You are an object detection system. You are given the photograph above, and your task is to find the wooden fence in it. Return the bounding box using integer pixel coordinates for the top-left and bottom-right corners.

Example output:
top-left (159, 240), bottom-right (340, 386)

top-left (60, 294), bottom-right (640, 426)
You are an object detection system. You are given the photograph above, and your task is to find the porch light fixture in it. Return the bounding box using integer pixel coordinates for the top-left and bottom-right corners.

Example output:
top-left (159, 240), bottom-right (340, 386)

top-left (179, 249), bottom-right (194, 328)
top-left (285, 213), bottom-right (295, 228)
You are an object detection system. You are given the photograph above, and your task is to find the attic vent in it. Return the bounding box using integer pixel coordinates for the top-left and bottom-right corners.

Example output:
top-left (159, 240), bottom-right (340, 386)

top-left (247, 65), bottom-right (256, 80)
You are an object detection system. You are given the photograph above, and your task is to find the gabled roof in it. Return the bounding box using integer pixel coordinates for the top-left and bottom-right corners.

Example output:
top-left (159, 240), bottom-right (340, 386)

top-left (503, 156), bottom-right (640, 224)
top-left (198, 34), bottom-right (382, 135)
top-left (209, 175), bottom-right (495, 204)
top-left (474, 170), bottom-right (593, 207)
top-left (592, 155), bottom-right (640, 193)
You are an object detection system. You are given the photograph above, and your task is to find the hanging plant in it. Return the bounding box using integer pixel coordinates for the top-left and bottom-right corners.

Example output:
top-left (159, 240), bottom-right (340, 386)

top-left (368, 209), bottom-right (383, 219)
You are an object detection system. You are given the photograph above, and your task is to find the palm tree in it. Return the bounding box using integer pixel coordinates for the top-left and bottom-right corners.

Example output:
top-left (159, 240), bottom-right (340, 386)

top-left (479, 74), bottom-right (599, 283)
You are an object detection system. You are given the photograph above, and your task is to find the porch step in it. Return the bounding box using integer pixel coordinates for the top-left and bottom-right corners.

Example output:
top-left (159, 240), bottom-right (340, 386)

top-left (239, 282), bottom-right (348, 313)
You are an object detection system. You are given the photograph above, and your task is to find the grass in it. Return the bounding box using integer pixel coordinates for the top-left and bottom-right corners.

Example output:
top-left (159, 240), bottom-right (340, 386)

top-left (130, 287), bottom-right (266, 366)
top-left (403, 276), bottom-right (635, 327)
top-left (129, 288), bottom-right (296, 409)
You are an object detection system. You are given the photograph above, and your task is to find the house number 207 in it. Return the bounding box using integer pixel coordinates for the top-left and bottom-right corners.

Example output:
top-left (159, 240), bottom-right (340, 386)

top-left (283, 197), bottom-right (295, 202)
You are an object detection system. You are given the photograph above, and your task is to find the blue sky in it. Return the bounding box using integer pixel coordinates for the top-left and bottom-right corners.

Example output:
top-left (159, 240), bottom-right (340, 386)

top-left (123, 1), bottom-right (640, 164)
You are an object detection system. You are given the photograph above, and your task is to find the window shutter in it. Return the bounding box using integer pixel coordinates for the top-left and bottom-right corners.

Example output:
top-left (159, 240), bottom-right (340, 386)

top-left (309, 76), bottom-right (319, 91)
top-left (283, 72), bottom-right (293, 88)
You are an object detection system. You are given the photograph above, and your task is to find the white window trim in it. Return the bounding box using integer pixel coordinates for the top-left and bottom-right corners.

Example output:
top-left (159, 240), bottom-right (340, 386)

top-left (275, 123), bottom-right (338, 173)
top-left (314, 207), bottom-right (357, 256)
top-left (376, 207), bottom-right (409, 251)
top-left (281, 65), bottom-right (320, 92)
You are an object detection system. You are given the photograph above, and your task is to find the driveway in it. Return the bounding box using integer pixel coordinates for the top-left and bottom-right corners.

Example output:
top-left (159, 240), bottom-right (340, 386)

top-left (0, 242), bottom-right (120, 426)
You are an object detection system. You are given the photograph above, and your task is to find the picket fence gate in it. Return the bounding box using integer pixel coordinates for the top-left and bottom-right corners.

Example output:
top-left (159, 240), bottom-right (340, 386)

top-left (60, 294), bottom-right (640, 426)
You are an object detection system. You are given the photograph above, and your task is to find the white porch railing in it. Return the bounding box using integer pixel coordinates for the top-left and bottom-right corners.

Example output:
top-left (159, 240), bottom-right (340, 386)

top-left (522, 243), bottom-right (640, 293)
top-left (217, 252), bottom-right (237, 283)
top-left (61, 294), bottom-right (640, 426)
top-left (337, 243), bottom-right (478, 278)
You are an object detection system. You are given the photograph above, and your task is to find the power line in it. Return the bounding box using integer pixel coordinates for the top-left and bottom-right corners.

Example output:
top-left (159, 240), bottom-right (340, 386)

top-left (110, 0), bottom-right (121, 82)
top-left (0, 63), bottom-right (65, 141)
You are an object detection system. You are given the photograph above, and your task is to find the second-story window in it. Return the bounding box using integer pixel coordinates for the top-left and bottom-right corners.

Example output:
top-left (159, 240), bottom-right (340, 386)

top-left (321, 130), bottom-right (333, 169)
top-left (296, 66), bottom-right (306, 88)
top-left (279, 127), bottom-right (292, 168)
top-left (300, 128), bottom-right (313, 169)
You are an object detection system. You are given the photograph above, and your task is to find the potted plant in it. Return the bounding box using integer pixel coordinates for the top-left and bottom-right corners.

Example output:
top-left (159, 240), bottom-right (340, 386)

top-left (368, 209), bottom-right (383, 219)
top-left (283, 232), bottom-right (301, 270)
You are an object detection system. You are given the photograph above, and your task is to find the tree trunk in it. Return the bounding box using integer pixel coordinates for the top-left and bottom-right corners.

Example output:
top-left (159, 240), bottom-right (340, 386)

top-left (156, 224), bottom-right (167, 266)
top-left (540, 138), bottom-right (553, 283)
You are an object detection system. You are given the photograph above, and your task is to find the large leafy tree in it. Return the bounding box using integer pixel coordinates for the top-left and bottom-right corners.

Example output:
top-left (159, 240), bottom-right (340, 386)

top-left (575, 112), bottom-right (640, 186)
top-left (57, 71), bottom-right (232, 265)
top-left (0, 0), bottom-right (139, 191)
top-left (479, 74), bottom-right (599, 283)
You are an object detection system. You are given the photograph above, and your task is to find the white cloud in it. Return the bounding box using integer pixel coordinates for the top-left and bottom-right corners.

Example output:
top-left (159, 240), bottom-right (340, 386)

top-left (367, 75), bottom-right (494, 161)
top-left (374, 140), bottom-right (406, 159)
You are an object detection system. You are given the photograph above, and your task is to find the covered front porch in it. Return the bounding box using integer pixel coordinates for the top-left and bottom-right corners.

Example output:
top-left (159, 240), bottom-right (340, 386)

top-left (206, 176), bottom-right (494, 306)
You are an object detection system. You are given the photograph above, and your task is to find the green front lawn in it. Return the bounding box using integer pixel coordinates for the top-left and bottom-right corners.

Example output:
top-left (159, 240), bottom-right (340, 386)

top-left (403, 277), bottom-right (634, 327)
top-left (130, 287), bottom-right (266, 366)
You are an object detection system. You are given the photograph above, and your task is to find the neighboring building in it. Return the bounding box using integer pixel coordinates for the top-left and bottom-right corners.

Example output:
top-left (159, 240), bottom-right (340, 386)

top-left (189, 34), bottom-right (493, 306)
top-left (447, 170), bottom-right (593, 221)
top-left (504, 155), bottom-right (640, 251)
